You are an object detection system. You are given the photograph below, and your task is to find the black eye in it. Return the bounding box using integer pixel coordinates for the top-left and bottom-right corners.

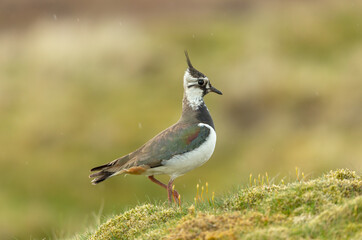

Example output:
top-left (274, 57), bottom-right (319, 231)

top-left (198, 79), bottom-right (204, 86)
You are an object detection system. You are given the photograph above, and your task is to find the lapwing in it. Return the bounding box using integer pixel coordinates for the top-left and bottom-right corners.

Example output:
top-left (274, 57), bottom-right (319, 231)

top-left (89, 51), bottom-right (222, 204)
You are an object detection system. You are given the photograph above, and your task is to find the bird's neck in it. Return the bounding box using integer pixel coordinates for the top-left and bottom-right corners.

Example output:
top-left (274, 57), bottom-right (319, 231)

top-left (182, 92), bottom-right (204, 111)
top-left (180, 93), bottom-right (215, 129)
top-left (183, 87), bottom-right (204, 110)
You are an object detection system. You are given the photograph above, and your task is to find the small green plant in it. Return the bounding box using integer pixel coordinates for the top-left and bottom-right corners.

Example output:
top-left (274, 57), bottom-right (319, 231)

top-left (194, 182), bottom-right (215, 209)
top-left (249, 172), bottom-right (272, 187)
top-left (295, 167), bottom-right (306, 182)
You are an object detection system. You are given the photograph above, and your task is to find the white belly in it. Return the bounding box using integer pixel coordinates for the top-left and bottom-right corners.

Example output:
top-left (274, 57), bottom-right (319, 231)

top-left (145, 123), bottom-right (216, 179)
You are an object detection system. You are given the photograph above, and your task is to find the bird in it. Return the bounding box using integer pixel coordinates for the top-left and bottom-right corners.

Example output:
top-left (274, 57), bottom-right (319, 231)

top-left (89, 51), bottom-right (222, 204)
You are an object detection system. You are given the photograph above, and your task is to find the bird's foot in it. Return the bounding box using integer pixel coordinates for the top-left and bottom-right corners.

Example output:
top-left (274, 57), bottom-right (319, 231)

top-left (172, 190), bottom-right (181, 206)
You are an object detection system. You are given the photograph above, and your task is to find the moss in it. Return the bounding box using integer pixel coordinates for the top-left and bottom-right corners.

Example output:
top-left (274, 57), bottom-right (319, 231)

top-left (325, 168), bottom-right (359, 181)
top-left (84, 169), bottom-right (361, 240)
top-left (241, 195), bottom-right (362, 240)
top-left (89, 204), bottom-right (183, 240)
top-left (243, 226), bottom-right (290, 240)
top-left (299, 195), bottom-right (362, 238)
top-left (165, 211), bottom-right (290, 240)
top-left (165, 212), bottom-right (245, 240)
top-left (224, 169), bottom-right (362, 217)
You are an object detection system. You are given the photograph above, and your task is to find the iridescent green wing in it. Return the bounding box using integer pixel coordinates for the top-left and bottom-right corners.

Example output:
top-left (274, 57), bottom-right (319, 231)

top-left (125, 123), bottom-right (211, 168)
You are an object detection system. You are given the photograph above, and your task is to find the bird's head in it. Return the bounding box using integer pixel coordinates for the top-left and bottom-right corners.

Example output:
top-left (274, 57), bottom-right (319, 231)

top-left (183, 51), bottom-right (222, 101)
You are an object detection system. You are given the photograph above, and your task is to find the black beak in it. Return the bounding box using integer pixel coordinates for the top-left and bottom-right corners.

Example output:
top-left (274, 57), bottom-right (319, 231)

top-left (209, 85), bottom-right (223, 95)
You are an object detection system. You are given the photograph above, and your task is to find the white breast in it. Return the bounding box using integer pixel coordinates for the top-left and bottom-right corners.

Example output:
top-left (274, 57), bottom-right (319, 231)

top-left (145, 123), bottom-right (216, 179)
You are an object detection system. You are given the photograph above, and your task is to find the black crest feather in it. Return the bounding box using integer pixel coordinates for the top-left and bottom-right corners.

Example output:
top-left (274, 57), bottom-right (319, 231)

top-left (184, 50), bottom-right (206, 78)
top-left (184, 50), bottom-right (193, 69)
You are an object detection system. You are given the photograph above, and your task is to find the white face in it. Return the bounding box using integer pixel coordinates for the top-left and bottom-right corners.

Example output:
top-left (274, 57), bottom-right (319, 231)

top-left (183, 70), bottom-right (209, 110)
top-left (183, 70), bottom-right (209, 90)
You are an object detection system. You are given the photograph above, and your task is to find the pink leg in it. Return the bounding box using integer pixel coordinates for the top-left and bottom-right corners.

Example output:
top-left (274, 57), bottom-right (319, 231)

top-left (148, 176), bottom-right (180, 205)
top-left (148, 175), bottom-right (167, 189)
top-left (167, 179), bottom-right (174, 203)
top-left (167, 179), bottom-right (180, 205)
top-left (173, 189), bottom-right (180, 205)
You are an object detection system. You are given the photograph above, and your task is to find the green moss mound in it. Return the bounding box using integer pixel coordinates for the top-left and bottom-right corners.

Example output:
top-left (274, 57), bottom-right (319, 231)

top-left (224, 169), bottom-right (361, 215)
top-left (89, 204), bottom-right (183, 240)
top-left (83, 169), bottom-right (361, 239)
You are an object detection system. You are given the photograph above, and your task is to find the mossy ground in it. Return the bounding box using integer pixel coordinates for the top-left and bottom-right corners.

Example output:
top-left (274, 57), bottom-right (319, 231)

top-left (74, 169), bottom-right (362, 239)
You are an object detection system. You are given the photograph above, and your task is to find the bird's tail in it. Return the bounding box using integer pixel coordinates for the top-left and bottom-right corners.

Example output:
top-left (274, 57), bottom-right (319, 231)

top-left (89, 169), bottom-right (114, 184)
top-left (89, 155), bottom-right (130, 184)
top-left (89, 164), bottom-right (117, 185)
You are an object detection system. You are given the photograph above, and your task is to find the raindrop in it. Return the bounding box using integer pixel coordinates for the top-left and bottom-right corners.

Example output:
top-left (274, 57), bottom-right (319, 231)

top-left (53, 14), bottom-right (57, 20)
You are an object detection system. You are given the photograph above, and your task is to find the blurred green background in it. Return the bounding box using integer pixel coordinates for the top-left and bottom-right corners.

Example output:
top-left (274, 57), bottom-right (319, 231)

top-left (1, 0), bottom-right (362, 238)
